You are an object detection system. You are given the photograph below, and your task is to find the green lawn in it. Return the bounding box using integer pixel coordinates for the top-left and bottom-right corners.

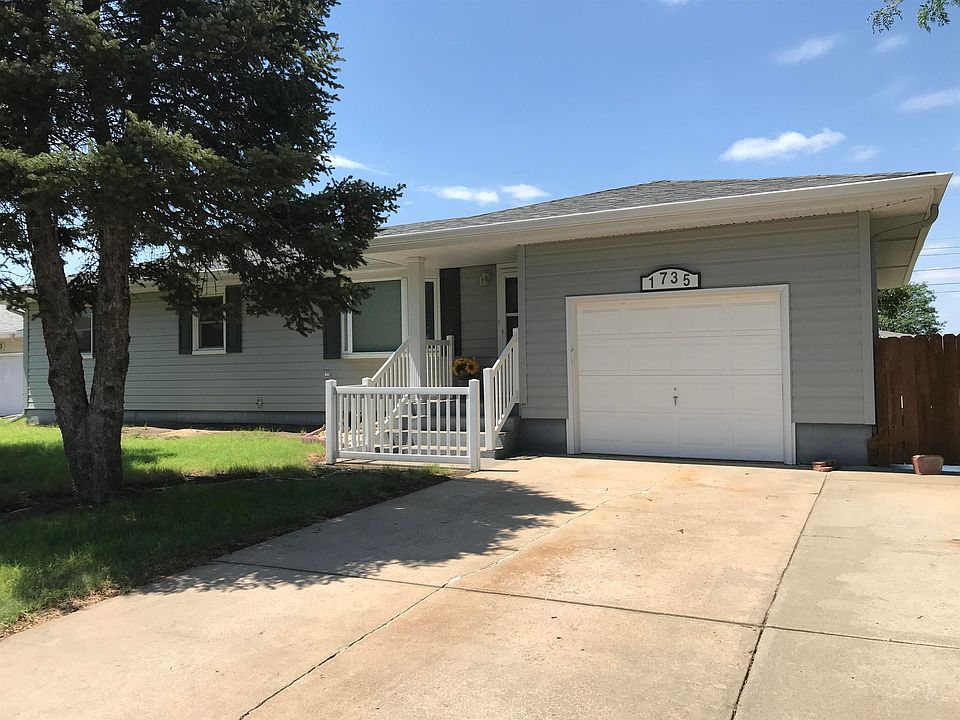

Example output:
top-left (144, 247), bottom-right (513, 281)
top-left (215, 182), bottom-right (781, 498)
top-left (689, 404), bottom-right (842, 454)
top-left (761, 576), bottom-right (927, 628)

top-left (0, 420), bottom-right (323, 508)
top-left (0, 421), bottom-right (446, 632)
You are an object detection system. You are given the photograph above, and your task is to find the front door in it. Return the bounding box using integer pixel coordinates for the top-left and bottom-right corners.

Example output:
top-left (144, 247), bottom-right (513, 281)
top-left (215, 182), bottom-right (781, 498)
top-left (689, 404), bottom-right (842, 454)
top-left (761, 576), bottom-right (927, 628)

top-left (497, 266), bottom-right (519, 350)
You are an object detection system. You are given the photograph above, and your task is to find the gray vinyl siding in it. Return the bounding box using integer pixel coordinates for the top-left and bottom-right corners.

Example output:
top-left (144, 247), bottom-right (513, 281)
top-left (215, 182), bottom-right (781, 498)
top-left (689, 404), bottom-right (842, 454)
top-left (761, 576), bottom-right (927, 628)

top-left (25, 292), bottom-right (383, 417)
top-left (459, 264), bottom-right (498, 367)
top-left (522, 214), bottom-right (869, 425)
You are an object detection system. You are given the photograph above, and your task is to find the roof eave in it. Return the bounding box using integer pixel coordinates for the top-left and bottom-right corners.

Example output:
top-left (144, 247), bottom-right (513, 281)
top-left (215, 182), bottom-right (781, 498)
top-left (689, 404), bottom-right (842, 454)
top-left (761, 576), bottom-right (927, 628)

top-left (370, 173), bottom-right (952, 253)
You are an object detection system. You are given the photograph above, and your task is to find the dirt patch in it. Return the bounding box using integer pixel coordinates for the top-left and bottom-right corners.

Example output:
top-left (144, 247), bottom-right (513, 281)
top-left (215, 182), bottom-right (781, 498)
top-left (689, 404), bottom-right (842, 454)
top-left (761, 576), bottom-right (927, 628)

top-left (121, 426), bottom-right (304, 440)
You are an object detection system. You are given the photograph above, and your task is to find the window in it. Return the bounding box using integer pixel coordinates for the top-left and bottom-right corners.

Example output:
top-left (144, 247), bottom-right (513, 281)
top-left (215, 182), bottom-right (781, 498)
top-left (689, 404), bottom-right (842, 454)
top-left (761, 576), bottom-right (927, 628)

top-left (344, 280), bottom-right (403, 354)
top-left (74, 311), bottom-right (93, 357)
top-left (342, 278), bottom-right (440, 355)
top-left (179, 286), bottom-right (241, 356)
top-left (194, 295), bottom-right (225, 352)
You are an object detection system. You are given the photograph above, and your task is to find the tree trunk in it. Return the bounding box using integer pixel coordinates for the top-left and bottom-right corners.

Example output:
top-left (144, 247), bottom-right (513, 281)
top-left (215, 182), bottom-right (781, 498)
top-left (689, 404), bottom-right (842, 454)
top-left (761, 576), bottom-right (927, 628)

top-left (26, 219), bottom-right (133, 504)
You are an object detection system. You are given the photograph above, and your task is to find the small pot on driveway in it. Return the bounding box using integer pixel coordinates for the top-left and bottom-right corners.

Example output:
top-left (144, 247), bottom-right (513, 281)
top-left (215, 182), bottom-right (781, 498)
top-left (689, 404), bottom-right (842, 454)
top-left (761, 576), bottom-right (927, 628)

top-left (912, 454), bottom-right (944, 475)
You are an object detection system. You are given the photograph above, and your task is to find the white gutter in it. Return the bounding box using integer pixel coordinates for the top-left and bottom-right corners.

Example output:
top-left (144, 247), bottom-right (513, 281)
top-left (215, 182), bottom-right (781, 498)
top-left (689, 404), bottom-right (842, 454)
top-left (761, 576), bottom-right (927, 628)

top-left (370, 173), bottom-right (952, 251)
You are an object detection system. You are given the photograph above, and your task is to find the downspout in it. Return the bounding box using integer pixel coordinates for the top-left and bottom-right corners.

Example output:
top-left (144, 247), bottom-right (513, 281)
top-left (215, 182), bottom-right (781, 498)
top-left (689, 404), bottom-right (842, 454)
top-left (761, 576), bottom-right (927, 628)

top-left (872, 202), bottom-right (940, 285)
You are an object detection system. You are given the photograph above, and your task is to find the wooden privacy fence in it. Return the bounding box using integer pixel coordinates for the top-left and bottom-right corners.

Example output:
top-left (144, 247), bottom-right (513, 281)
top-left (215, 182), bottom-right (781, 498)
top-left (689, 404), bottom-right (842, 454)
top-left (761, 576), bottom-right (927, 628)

top-left (869, 334), bottom-right (960, 465)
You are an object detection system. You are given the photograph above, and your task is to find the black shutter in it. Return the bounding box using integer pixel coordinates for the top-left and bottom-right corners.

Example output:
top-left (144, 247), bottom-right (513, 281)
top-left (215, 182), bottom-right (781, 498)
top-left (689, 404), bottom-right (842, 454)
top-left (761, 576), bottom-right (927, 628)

top-left (439, 268), bottom-right (462, 356)
top-left (225, 286), bottom-right (242, 353)
top-left (178, 306), bottom-right (192, 355)
top-left (322, 308), bottom-right (342, 359)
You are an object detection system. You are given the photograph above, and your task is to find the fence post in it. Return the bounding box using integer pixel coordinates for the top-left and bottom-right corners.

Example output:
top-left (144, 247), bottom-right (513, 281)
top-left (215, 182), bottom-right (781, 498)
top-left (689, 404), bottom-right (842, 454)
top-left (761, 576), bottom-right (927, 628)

top-left (467, 378), bottom-right (481, 472)
top-left (361, 378), bottom-right (373, 450)
top-left (445, 335), bottom-right (455, 385)
top-left (325, 379), bottom-right (338, 465)
top-left (482, 367), bottom-right (495, 452)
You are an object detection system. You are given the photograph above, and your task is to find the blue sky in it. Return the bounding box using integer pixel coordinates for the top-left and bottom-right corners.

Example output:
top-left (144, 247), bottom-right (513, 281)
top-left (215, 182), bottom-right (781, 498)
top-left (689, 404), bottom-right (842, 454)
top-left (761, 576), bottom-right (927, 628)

top-left (327, 0), bottom-right (960, 328)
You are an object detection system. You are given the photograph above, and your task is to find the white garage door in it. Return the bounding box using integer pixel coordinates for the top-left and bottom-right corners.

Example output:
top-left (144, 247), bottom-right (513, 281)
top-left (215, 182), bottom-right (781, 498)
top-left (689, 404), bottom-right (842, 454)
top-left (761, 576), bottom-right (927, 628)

top-left (573, 289), bottom-right (789, 462)
top-left (0, 353), bottom-right (23, 416)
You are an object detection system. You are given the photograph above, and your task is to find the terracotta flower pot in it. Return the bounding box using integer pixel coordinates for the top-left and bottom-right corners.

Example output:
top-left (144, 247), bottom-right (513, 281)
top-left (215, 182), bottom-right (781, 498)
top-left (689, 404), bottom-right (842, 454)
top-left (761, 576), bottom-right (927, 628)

top-left (912, 455), bottom-right (944, 475)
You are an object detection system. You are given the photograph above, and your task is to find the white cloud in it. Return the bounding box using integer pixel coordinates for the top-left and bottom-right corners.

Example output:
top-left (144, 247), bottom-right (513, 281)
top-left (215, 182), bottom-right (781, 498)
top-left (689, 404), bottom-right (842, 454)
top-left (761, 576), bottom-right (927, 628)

top-left (776, 36), bottom-right (838, 64)
top-left (325, 154), bottom-right (386, 175)
top-left (657, 0), bottom-right (691, 5)
top-left (720, 129), bottom-right (846, 162)
top-left (849, 145), bottom-right (879, 162)
top-left (949, 174), bottom-right (959, 191)
top-left (424, 186), bottom-right (500, 205)
top-left (876, 35), bottom-right (908, 52)
top-left (899, 88), bottom-right (960, 112)
top-left (501, 184), bottom-right (549, 201)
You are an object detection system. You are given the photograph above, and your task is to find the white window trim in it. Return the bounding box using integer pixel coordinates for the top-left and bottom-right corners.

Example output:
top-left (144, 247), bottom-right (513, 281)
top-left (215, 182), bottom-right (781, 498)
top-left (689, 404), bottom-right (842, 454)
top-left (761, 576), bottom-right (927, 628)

top-left (192, 289), bottom-right (227, 356)
top-left (341, 276), bottom-right (440, 358)
top-left (77, 311), bottom-right (94, 359)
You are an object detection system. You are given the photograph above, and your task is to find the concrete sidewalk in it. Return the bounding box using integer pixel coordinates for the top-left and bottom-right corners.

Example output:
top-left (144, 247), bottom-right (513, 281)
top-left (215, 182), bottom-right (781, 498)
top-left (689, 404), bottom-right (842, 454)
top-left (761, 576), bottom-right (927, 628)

top-left (4, 457), bottom-right (959, 719)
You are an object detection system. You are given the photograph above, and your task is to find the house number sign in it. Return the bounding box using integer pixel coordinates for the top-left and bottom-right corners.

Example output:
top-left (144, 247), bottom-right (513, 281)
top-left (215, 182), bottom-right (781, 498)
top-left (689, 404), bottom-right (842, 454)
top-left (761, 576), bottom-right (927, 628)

top-left (641, 267), bottom-right (701, 292)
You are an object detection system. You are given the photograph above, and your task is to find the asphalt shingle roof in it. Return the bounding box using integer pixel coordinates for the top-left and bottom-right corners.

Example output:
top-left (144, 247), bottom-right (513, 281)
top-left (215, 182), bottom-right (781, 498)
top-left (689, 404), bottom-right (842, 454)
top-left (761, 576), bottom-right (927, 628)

top-left (379, 172), bottom-right (930, 237)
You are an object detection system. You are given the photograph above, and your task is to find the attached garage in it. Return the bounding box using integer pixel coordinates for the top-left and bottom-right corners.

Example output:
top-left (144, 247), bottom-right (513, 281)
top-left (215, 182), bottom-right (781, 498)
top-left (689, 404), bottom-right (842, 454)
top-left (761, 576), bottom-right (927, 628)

top-left (566, 286), bottom-right (793, 463)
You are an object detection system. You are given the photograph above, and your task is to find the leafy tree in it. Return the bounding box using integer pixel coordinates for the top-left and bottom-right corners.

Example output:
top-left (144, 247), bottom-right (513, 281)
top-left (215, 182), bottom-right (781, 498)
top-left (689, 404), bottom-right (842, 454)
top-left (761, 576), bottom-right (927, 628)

top-left (878, 283), bottom-right (945, 335)
top-left (872, 0), bottom-right (958, 31)
top-left (0, 1), bottom-right (400, 504)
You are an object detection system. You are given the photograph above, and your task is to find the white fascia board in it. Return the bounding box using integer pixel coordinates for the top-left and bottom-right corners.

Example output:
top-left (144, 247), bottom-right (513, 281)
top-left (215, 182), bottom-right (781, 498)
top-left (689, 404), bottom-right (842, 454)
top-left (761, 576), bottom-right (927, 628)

top-left (369, 173), bottom-right (953, 254)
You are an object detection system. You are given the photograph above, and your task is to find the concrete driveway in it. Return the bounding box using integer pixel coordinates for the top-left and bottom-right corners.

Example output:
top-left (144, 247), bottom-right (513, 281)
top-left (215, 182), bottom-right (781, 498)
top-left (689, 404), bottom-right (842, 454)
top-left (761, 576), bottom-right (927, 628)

top-left (4, 456), bottom-right (960, 719)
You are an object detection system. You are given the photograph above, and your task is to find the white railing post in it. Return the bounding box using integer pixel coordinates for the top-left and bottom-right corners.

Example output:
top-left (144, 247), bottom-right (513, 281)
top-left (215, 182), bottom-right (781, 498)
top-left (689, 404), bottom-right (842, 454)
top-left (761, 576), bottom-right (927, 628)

top-left (325, 379), bottom-right (338, 464)
top-left (361, 377), bottom-right (373, 451)
top-left (467, 378), bottom-right (481, 472)
top-left (445, 335), bottom-right (455, 385)
top-left (482, 366), bottom-right (495, 452)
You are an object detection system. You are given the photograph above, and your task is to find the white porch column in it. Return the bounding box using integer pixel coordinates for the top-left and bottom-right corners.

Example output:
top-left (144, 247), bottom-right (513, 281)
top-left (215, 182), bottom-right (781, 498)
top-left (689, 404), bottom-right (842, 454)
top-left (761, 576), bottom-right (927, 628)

top-left (405, 256), bottom-right (427, 386)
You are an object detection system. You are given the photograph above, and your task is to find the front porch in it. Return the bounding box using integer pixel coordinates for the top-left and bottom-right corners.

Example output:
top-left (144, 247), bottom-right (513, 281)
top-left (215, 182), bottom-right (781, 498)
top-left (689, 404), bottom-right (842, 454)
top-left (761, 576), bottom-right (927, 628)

top-left (326, 256), bottom-right (522, 471)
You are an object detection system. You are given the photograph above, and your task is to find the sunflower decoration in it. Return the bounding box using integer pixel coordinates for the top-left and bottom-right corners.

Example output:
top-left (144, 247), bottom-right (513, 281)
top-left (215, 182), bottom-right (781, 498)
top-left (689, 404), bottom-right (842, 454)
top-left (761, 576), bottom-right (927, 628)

top-left (452, 356), bottom-right (481, 380)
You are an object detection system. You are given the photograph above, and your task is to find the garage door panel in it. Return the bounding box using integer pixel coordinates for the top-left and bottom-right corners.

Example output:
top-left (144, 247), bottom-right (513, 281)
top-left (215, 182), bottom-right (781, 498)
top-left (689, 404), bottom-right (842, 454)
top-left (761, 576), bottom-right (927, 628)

top-left (731, 339), bottom-right (782, 372)
top-left (731, 376), bottom-right (783, 414)
top-left (678, 378), bottom-right (733, 412)
top-left (575, 289), bottom-right (788, 463)
top-left (733, 417), bottom-right (785, 452)
top-left (578, 342), bottom-right (626, 373)
top-left (675, 338), bottom-right (732, 372)
top-left (580, 376), bottom-right (675, 412)
top-left (622, 306), bottom-right (673, 335)
top-left (578, 307), bottom-right (622, 336)
top-left (674, 303), bottom-right (729, 333)
top-left (730, 301), bottom-right (781, 331)
top-left (624, 338), bottom-right (674, 372)
top-left (579, 376), bottom-right (654, 412)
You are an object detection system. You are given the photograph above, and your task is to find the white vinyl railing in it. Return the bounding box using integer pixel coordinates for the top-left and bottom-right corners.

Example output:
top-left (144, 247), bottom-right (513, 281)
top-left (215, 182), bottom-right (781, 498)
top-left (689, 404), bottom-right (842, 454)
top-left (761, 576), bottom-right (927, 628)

top-left (365, 335), bottom-right (454, 388)
top-left (366, 339), bottom-right (412, 387)
top-left (426, 335), bottom-right (455, 387)
top-left (482, 328), bottom-right (520, 452)
top-left (325, 379), bottom-right (481, 471)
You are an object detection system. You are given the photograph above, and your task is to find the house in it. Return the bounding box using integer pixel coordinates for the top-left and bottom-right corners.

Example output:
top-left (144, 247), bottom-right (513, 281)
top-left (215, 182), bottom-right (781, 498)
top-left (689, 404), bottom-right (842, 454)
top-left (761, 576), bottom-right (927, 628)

top-left (0, 307), bottom-right (24, 416)
top-left (22, 172), bottom-right (953, 467)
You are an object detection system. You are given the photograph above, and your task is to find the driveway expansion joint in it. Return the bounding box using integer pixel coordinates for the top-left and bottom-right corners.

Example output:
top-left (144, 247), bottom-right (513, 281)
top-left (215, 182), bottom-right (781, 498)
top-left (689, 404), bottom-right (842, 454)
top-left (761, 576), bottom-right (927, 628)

top-left (728, 473), bottom-right (828, 720)
top-left (765, 624), bottom-right (960, 652)
top-left (237, 582), bottom-right (446, 719)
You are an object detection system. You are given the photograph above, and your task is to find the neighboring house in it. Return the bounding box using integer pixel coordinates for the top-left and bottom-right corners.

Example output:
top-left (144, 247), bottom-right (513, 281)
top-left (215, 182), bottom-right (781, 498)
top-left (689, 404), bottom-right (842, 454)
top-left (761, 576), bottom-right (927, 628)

top-left (878, 330), bottom-right (913, 338)
top-left (0, 307), bottom-right (24, 416)
top-left (22, 172), bottom-right (953, 466)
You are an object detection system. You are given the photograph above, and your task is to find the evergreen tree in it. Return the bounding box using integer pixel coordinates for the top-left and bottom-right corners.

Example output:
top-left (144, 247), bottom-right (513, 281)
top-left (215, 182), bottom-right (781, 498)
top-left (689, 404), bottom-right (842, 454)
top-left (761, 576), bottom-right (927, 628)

top-left (0, 1), bottom-right (400, 503)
